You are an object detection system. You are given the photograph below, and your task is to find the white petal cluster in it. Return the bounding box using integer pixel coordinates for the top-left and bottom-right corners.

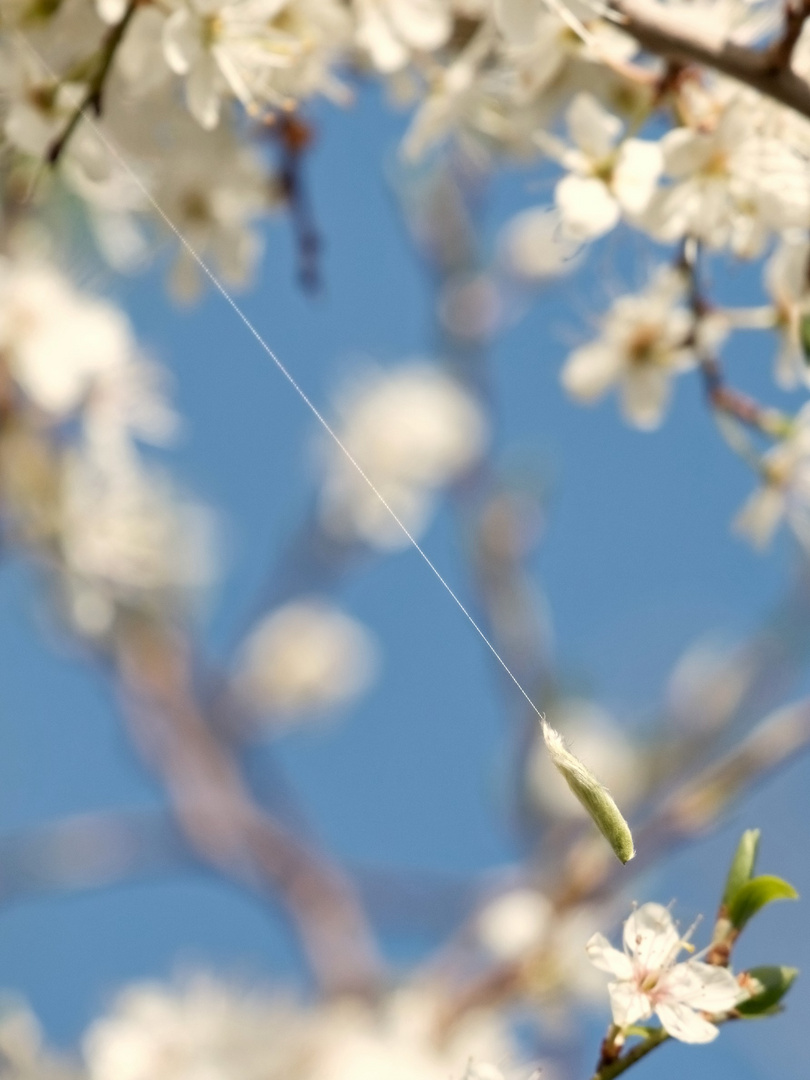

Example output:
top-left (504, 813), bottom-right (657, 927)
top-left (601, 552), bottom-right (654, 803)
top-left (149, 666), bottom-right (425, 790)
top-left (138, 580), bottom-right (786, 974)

top-left (59, 450), bottom-right (213, 636)
top-left (83, 977), bottom-right (520, 1080)
top-left (561, 268), bottom-right (698, 430)
top-left (587, 903), bottom-right (747, 1043)
top-left (734, 402), bottom-right (810, 550)
top-left (0, 252), bottom-right (212, 636)
top-left (0, 257), bottom-right (138, 420)
top-left (539, 93), bottom-right (662, 241)
top-left (235, 598), bottom-right (378, 722)
top-left (319, 364), bottom-right (487, 548)
top-left (0, 1005), bottom-right (81, 1080)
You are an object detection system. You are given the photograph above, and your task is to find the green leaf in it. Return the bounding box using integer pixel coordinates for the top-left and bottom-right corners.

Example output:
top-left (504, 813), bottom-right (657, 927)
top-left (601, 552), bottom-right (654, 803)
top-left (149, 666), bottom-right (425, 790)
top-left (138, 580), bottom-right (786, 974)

top-left (738, 966), bottom-right (799, 1016)
top-left (722, 829), bottom-right (760, 909)
top-left (727, 875), bottom-right (798, 930)
top-left (800, 313), bottom-right (810, 363)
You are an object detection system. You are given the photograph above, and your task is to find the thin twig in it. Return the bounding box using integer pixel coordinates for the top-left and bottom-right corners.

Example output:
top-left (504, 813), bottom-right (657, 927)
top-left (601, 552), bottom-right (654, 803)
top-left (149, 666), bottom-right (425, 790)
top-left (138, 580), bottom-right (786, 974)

top-left (590, 1029), bottom-right (670, 1080)
top-left (616, 0), bottom-right (810, 121)
top-left (46, 0), bottom-right (138, 165)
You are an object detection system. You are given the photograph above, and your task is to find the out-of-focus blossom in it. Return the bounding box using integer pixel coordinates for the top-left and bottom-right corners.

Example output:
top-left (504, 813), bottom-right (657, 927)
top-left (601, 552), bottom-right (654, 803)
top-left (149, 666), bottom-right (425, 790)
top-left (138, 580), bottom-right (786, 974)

top-left (498, 207), bottom-right (581, 282)
top-left (0, 1004), bottom-right (81, 1080)
top-left (765, 234), bottom-right (810, 390)
top-left (84, 977), bottom-right (520, 1080)
top-left (476, 888), bottom-right (553, 961)
top-left (561, 267), bottom-right (699, 430)
top-left (354, 0), bottom-right (451, 74)
top-left (235, 598), bottom-right (377, 722)
top-left (734, 402), bottom-right (810, 550)
top-left (587, 903), bottom-right (746, 1042)
top-left (0, 258), bottom-right (136, 419)
top-left (538, 93), bottom-right (662, 241)
top-left (319, 363), bottom-right (487, 549)
top-left (59, 452), bottom-right (213, 636)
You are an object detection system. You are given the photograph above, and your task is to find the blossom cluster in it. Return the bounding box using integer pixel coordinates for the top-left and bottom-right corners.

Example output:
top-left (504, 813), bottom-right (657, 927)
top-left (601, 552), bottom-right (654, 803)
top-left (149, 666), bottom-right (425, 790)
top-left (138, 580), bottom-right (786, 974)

top-left (3, 0), bottom-right (810, 549)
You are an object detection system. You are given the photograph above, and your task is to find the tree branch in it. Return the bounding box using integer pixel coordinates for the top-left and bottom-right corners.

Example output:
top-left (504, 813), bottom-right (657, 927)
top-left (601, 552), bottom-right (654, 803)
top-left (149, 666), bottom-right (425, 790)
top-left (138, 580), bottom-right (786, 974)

top-left (46, 0), bottom-right (138, 165)
top-left (115, 618), bottom-right (384, 997)
top-left (615, 0), bottom-right (810, 121)
top-left (590, 1029), bottom-right (670, 1080)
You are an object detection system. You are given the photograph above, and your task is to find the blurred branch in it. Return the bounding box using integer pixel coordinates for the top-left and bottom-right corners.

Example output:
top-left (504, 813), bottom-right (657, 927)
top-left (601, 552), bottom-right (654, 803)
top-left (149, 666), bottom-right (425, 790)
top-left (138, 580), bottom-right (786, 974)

top-left (114, 618), bottom-right (384, 996)
top-left (0, 808), bottom-right (189, 903)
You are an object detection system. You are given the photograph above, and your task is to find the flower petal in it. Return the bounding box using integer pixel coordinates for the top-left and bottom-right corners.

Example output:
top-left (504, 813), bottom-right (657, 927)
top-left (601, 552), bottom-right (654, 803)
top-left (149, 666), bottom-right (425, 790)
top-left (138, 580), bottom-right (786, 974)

top-left (655, 1000), bottom-right (720, 1044)
top-left (608, 980), bottom-right (651, 1027)
top-left (623, 903), bottom-right (680, 967)
top-left (556, 175), bottom-right (619, 240)
top-left (566, 93), bottom-right (622, 161)
top-left (664, 961), bottom-right (745, 1013)
top-left (561, 343), bottom-right (622, 402)
top-left (586, 933), bottom-right (635, 979)
top-left (620, 367), bottom-right (671, 430)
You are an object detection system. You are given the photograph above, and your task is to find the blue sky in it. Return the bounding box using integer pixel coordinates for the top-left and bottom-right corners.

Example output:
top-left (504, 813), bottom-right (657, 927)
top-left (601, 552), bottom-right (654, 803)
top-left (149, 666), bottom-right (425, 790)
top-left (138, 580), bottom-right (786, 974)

top-left (0, 83), bottom-right (807, 1080)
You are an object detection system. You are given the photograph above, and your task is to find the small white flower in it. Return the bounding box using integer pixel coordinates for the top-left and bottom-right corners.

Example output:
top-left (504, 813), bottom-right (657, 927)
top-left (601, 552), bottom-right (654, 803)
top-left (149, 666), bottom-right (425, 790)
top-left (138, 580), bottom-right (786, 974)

top-left (319, 364), bottom-right (487, 549)
top-left (734, 403), bottom-right (810, 550)
top-left (235, 599), bottom-right (378, 721)
top-left (765, 235), bottom-right (810, 390)
top-left (0, 258), bottom-right (134, 418)
top-left (355, 0), bottom-right (451, 74)
top-left (561, 268), bottom-right (697, 429)
top-left (476, 889), bottom-right (553, 961)
top-left (163, 0), bottom-right (302, 127)
top-left (539, 93), bottom-right (662, 241)
top-left (587, 903), bottom-right (746, 1043)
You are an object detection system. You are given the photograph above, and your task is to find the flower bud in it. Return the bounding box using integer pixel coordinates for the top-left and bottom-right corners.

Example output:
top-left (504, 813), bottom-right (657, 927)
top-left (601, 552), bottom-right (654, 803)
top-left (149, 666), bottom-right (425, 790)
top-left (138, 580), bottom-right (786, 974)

top-left (540, 718), bottom-right (635, 864)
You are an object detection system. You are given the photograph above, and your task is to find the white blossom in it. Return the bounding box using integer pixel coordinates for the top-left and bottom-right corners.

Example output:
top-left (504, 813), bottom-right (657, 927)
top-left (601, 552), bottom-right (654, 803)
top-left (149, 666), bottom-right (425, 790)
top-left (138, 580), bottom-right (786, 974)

top-left (764, 234), bottom-right (810, 390)
top-left (0, 258), bottom-right (136, 419)
top-left (476, 889), bottom-right (553, 961)
top-left (734, 402), bottom-right (810, 550)
top-left (538, 93), bottom-right (662, 241)
top-left (319, 363), bottom-right (487, 549)
top-left (235, 598), bottom-right (378, 721)
top-left (84, 977), bottom-right (520, 1080)
top-left (354, 0), bottom-right (451, 74)
top-left (587, 903), bottom-right (746, 1042)
top-left (561, 268), bottom-right (697, 429)
top-left (642, 90), bottom-right (810, 257)
top-left (59, 451), bottom-right (213, 635)
top-left (162, 0), bottom-right (348, 128)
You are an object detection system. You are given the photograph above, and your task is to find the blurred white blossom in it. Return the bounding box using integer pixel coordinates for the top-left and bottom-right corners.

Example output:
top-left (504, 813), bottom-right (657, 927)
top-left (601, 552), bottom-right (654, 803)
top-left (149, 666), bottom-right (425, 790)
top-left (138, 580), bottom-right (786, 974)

top-left (538, 93), bottom-right (662, 241)
top-left (235, 598), bottom-right (377, 722)
top-left (0, 258), bottom-right (139, 420)
top-left (476, 888), bottom-right (553, 961)
top-left (765, 234), bottom-right (810, 390)
top-left (319, 364), bottom-right (487, 549)
top-left (561, 268), bottom-right (697, 430)
top-left (734, 402), bottom-right (810, 550)
top-left (84, 977), bottom-right (520, 1080)
top-left (59, 451), bottom-right (213, 636)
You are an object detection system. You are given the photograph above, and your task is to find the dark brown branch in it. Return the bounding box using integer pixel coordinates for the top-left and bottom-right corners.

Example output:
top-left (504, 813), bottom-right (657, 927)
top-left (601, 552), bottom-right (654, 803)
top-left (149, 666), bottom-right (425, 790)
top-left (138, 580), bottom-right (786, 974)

top-left (46, 0), bottom-right (138, 165)
top-left (616, 0), bottom-right (810, 121)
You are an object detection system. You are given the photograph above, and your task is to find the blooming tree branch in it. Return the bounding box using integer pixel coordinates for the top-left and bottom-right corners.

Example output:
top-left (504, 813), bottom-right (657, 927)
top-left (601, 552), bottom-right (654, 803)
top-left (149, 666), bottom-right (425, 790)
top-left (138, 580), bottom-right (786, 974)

top-left (615, 0), bottom-right (810, 120)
